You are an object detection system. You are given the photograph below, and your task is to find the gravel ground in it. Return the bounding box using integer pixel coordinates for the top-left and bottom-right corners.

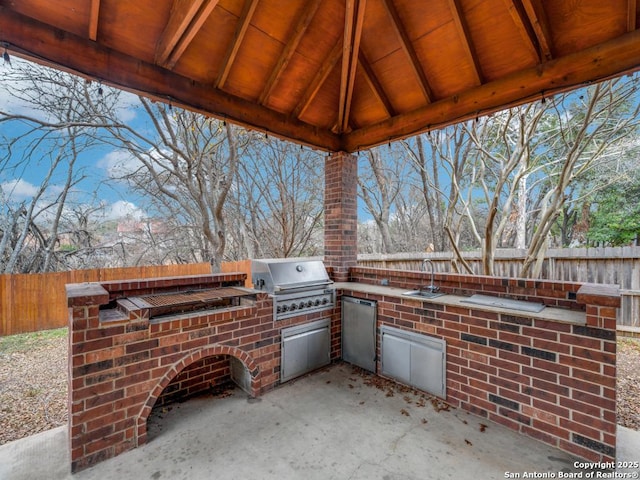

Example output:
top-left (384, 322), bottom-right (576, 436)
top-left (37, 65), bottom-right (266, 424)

top-left (0, 329), bottom-right (68, 445)
top-left (0, 329), bottom-right (638, 445)
top-left (617, 337), bottom-right (640, 430)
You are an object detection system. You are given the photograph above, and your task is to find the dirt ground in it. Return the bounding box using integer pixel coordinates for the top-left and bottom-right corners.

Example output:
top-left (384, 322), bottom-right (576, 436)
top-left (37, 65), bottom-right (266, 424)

top-left (0, 329), bottom-right (639, 445)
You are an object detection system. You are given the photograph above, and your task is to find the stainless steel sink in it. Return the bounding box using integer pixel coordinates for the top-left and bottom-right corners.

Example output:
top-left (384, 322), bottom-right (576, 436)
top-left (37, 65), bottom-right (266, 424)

top-left (402, 290), bottom-right (446, 299)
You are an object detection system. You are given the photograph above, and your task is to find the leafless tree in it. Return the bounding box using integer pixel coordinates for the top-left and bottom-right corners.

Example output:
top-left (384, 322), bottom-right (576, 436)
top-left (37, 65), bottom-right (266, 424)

top-left (229, 138), bottom-right (324, 259)
top-left (358, 145), bottom-right (411, 254)
top-left (0, 62), bottom-right (115, 273)
top-left (519, 77), bottom-right (640, 277)
top-left (97, 99), bottom-right (243, 271)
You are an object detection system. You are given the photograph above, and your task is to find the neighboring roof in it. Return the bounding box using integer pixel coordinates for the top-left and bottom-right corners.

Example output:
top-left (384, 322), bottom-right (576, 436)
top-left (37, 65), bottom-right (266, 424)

top-left (1, 0), bottom-right (639, 152)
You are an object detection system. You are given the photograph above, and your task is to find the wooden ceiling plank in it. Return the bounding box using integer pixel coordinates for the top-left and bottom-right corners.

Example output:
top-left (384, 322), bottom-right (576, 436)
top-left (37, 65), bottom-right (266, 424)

top-left (155, 0), bottom-right (218, 68)
top-left (216, 0), bottom-right (260, 89)
top-left (502, 0), bottom-right (542, 63)
top-left (0, 7), bottom-right (341, 152)
top-left (446, 0), bottom-right (483, 85)
top-left (339, 0), bottom-right (366, 133)
top-left (345, 28), bottom-right (640, 151)
top-left (520, 0), bottom-right (553, 61)
top-left (628, 0), bottom-right (637, 31)
top-left (358, 51), bottom-right (395, 117)
top-left (258, 0), bottom-right (323, 105)
top-left (88, 0), bottom-right (100, 41)
top-left (381, 0), bottom-right (434, 103)
top-left (291, 38), bottom-right (343, 120)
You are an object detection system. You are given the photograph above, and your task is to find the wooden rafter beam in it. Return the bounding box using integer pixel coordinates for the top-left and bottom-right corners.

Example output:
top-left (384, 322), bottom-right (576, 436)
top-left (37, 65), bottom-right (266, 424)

top-left (345, 28), bottom-right (640, 151)
top-left (88, 0), bottom-right (100, 41)
top-left (0, 7), bottom-right (341, 152)
top-left (381, 0), bottom-right (434, 103)
top-left (258, 0), bottom-right (322, 106)
top-left (216, 0), bottom-right (259, 89)
top-left (338, 0), bottom-right (366, 133)
top-left (291, 38), bottom-right (343, 120)
top-left (628, 0), bottom-right (637, 31)
top-left (155, 0), bottom-right (219, 69)
top-left (447, 0), bottom-right (482, 85)
top-left (503, 0), bottom-right (541, 63)
top-left (520, 0), bottom-right (553, 61)
top-left (358, 51), bottom-right (395, 117)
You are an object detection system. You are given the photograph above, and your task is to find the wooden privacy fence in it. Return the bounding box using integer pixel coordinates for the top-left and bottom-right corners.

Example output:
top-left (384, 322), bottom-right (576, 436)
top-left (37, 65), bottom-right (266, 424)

top-left (3, 248), bottom-right (640, 336)
top-left (358, 246), bottom-right (640, 327)
top-left (0, 263), bottom-right (212, 336)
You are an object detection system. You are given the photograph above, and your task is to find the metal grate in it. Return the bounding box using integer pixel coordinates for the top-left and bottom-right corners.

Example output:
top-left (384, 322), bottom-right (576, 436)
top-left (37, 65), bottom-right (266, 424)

top-left (141, 288), bottom-right (248, 307)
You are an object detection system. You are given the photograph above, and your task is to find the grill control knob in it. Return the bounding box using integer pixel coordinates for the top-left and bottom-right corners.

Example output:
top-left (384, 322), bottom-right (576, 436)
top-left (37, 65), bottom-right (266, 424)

top-left (321, 298), bottom-right (328, 305)
top-left (282, 305), bottom-right (289, 312)
top-left (299, 302), bottom-right (306, 309)
top-left (290, 303), bottom-right (297, 310)
top-left (306, 301), bottom-right (313, 308)
top-left (314, 299), bottom-right (321, 306)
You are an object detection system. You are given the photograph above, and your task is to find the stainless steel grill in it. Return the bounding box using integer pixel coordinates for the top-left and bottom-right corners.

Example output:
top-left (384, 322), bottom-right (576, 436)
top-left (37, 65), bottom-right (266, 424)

top-left (251, 258), bottom-right (335, 320)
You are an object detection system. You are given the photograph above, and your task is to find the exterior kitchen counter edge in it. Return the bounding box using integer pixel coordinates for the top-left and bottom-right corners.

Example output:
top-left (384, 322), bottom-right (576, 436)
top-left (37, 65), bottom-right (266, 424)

top-left (334, 282), bottom-right (586, 326)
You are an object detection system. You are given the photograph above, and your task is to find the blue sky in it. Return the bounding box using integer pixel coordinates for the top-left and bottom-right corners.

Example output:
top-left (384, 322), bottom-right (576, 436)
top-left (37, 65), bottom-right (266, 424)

top-left (0, 58), bottom-right (147, 222)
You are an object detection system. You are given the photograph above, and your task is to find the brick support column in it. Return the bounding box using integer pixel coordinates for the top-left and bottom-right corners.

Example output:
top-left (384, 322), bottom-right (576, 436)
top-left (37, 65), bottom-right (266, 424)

top-left (324, 151), bottom-right (357, 282)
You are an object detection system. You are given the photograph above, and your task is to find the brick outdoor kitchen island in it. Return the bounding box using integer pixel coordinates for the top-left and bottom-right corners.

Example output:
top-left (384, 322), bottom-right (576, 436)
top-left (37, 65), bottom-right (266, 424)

top-left (66, 267), bottom-right (620, 473)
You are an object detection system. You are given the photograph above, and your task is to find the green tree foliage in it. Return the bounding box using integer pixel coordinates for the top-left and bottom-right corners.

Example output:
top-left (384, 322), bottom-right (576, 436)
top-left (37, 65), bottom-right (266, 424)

top-left (587, 179), bottom-right (640, 246)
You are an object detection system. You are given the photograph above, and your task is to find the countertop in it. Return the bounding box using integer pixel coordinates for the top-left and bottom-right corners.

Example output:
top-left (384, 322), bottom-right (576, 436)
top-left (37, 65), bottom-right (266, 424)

top-left (334, 282), bottom-right (586, 326)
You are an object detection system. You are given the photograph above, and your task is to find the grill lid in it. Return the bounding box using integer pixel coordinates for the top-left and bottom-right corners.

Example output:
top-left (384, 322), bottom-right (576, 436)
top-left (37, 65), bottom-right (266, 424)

top-left (251, 258), bottom-right (332, 293)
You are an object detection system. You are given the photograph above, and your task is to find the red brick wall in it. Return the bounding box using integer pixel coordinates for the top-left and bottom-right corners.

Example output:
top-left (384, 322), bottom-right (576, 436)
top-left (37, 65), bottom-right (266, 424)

top-left (324, 152), bottom-right (357, 282)
top-left (67, 273), bottom-right (339, 473)
top-left (343, 267), bottom-right (619, 463)
top-left (156, 355), bottom-right (232, 406)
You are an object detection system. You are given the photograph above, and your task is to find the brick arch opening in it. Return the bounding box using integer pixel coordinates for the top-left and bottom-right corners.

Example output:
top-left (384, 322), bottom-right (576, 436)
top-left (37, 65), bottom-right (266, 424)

top-left (135, 345), bottom-right (261, 446)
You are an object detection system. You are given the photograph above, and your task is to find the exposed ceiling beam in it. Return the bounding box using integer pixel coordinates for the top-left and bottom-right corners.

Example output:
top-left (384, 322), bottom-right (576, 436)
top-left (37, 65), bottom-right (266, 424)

top-left (216, 0), bottom-right (259, 89)
top-left (629, 0), bottom-right (637, 31)
top-left (447, 0), bottom-right (483, 85)
top-left (0, 7), bottom-right (341, 152)
top-left (502, 0), bottom-right (541, 63)
top-left (338, 0), bottom-right (366, 133)
top-left (88, 0), bottom-right (100, 41)
top-left (344, 28), bottom-right (640, 151)
top-left (258, 0), bottom-right (322, 106)
top-left (358, 51), bottom-right (395, 117)
top-left (381, 0), bottom-right (434, 103)
top-left (291, 38), bottom-right (343, 120)
top-left (520, 0), bottom-right (553, 61)
top-left (155, 0), bottom-right (219, 69)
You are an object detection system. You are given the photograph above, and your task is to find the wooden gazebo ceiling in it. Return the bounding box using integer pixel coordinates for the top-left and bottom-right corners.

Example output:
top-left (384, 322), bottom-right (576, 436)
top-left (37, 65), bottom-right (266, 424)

top-left (1, 0), bottom-right (640, 152)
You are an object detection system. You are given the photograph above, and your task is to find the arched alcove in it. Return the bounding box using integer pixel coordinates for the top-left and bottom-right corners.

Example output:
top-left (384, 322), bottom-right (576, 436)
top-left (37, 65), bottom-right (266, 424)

top-left (136, 345), bottom-right (260, 446)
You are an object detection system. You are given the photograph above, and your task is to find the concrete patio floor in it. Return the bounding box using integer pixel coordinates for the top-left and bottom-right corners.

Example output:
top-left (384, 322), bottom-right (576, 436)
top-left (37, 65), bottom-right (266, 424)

top-left (1, 363), bottom-right (639, 480)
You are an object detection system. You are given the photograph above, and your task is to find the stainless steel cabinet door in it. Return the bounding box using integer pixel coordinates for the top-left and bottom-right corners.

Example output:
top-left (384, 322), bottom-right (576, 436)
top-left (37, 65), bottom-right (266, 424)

top-left (380, 326), bottom-right (446, 398)
top-left (342, 297), bottom-right (376, 372)
top-left (282, 331), bottom-right (310, 382)
top-left (307, 327), bottom-right (331, 371)
top-left (281, 319), bottom-right (331, 382)
top-left (381, 333), bottom-right (411, 384)
top-left (410, 341), bottom-right (445, 397)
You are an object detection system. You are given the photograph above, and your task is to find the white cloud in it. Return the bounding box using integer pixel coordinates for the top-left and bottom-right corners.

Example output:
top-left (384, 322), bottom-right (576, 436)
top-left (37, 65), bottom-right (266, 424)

top-left (114, 91), bottom-right (139, 123)
top-left (103, 200), bottom-right (145, 221)
top-left (97, 150), bottom-right (141, 179)
top-left (0, 58), bottom-right (47, 118)
top-left (0, 178), bottom-right (39, 199)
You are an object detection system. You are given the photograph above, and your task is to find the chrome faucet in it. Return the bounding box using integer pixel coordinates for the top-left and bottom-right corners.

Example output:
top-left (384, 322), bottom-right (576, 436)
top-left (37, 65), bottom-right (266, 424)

top-left (421, 259), bottom-right (439, 293)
